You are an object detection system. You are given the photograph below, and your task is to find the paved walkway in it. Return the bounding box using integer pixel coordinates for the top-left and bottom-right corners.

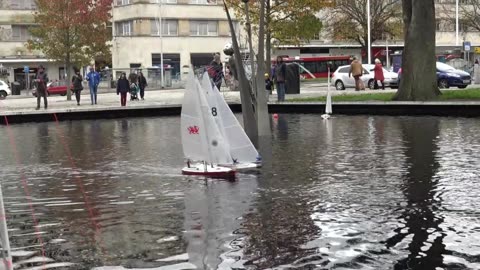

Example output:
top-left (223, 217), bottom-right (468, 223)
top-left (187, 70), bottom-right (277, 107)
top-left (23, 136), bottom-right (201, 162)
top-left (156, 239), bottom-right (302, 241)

top-left (1, 83), bottom-right (479, 115)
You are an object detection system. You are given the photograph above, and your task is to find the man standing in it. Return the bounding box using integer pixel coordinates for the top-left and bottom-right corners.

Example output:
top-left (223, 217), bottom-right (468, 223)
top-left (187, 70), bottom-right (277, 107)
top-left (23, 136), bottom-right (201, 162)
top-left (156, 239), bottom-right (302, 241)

top-left (138, 72), bottom-right (147, 100)
top-left (349, 56), bottom-right (364, 91)
top-left (208, 53), bottom-right (224, 90)
top-left (273, 56), bottom-right (287, 102)
top-left (35, 65), bottom-right (48, 110)
top-left (86, 67), bottom-right (100, 105)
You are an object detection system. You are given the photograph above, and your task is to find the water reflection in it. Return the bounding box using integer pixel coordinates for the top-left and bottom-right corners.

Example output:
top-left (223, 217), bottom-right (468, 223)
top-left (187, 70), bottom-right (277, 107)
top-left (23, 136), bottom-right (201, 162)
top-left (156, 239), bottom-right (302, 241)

top-left (385, 118), bottom-right (445, 270)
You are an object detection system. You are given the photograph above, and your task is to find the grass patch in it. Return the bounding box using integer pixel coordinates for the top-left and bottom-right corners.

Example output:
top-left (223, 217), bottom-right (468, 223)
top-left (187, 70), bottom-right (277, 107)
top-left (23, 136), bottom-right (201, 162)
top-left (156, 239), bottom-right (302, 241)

top-left (301, 77), bottom-right (328, 83)
top-left (289, 88), bottom-right (480, 102)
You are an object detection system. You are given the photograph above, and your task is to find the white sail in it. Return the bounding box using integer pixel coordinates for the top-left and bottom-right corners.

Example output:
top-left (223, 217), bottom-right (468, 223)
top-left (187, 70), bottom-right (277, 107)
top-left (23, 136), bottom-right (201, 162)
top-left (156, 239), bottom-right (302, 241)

top-left (326, 90), bottom-right (332, 114)
top-left (195, 79), bottom-right (233, 165)
top-left (0, 184), bottom-right (12, 270)
top-left (181, 72), bottom-right (209, 162)
top-left (200, 73), bottom-right (259, 164)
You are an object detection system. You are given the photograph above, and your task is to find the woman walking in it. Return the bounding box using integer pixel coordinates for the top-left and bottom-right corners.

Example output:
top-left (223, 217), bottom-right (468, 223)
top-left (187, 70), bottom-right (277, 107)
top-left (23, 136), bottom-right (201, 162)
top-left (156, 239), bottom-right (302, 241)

top-left (72, 68), bottom-right (84, 105)
top-left (373, 59), bottom-right (385, 90)
top-left (117, 73), bottom-right (130, 106)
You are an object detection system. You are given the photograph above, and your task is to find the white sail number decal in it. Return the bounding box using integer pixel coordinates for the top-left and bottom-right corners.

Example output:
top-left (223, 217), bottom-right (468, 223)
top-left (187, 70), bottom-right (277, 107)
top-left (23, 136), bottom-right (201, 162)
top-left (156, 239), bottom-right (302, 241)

top-left (211, 107), bottom-right (218, 117)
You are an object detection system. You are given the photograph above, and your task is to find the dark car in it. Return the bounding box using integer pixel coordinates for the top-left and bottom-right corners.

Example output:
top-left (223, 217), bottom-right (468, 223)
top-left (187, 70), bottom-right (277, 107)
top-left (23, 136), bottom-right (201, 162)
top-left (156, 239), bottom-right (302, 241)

top-left (32, 81), bottom-right (73, 97)
top-left (436, 62), bottom-right (471, 89)
top-left (397, 62), bottom-right (471, 89)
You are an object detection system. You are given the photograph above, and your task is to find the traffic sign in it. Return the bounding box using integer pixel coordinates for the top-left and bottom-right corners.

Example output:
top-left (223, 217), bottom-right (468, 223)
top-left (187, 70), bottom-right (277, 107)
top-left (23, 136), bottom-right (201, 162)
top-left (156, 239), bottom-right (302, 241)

top-left (475, 47), bottom-right (480, 54)
top-left (464, 41), bottom-right (471, 51)
top-left (23, 66), bottom-right (29, 73)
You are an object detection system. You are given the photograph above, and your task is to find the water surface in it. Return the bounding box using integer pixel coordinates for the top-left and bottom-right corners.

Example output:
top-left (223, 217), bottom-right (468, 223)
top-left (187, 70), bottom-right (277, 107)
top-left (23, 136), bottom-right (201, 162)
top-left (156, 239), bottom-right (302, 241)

top-left (1, 115), bottom-right (480, 269)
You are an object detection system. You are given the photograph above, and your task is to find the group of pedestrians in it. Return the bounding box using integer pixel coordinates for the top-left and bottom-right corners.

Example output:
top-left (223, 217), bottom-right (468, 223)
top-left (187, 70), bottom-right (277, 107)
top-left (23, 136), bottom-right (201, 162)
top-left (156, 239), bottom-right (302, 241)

top-left (349, 56), bottom-right (386, 91)
top-left (33, 65), bottom-right (148, 109)
top-left (206, 52), bottom-right (287, 102)
top-left (116, 71), bottom-right (147, 107)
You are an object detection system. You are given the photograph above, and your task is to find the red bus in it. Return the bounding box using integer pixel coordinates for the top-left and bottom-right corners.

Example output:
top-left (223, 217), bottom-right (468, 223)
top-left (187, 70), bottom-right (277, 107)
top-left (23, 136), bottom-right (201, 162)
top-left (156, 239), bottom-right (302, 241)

top-left (272, 55), bottom-right (352, 79)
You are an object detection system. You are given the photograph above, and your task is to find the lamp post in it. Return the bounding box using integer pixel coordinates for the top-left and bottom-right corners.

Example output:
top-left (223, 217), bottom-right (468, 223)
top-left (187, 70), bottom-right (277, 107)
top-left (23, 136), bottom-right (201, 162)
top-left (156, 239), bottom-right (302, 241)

top-left (456, 0), bottom-right (459, 46)
top-left (242, 0), bottom-right (256, 96)
top-left (156, 0), bottom-right (164, 88)
top-left (367, 0), bottom-right (371, 64)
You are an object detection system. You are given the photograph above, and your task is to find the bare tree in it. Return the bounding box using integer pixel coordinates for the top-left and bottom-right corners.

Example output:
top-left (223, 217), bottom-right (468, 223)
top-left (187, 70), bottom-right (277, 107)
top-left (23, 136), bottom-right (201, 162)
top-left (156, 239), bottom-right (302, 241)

top-left (327, 0), bottom-right (402, 61)
top-left (461, 0), bottom-right (480, 31)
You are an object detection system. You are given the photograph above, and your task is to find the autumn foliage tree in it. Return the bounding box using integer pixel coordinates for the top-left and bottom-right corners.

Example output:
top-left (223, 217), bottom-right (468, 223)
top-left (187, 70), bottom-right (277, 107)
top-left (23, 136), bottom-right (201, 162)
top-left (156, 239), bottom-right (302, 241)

top-left (28, 0), bottom-right (112, 100)
top-left (328, 0), bottom-right (402, 62)
top-left (225, 0), bottom-right (331, 71)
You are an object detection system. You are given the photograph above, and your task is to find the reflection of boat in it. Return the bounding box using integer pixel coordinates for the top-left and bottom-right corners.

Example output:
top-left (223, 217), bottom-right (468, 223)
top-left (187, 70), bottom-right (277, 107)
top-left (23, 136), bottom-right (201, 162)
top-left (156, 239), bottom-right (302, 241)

top-left (180, 72), bottom-right (235, 178)
top-left (199, 73), bottom-right (261, 171)
top-left (182, 179), bottom-right (257, 269)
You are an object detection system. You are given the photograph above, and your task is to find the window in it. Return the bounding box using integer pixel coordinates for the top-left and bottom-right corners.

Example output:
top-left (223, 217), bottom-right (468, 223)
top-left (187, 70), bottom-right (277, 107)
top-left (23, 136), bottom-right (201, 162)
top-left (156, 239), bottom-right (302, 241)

top-left (151, 20), bottom-right (178, 36)
top-left (115, 21), bottom-right (133, 36)
top-left (338, 67), bottom-right (349, 73)
top-left (11, 25), bottom-right (32, 41)
top-left (190, 0), bottom-right (217, 4)
top-left (190, 21), bottom-right (218, 36)
top-left (115, 0), bottom-right (130, 6)
top-left (9, 0), bottom-right (36, 9)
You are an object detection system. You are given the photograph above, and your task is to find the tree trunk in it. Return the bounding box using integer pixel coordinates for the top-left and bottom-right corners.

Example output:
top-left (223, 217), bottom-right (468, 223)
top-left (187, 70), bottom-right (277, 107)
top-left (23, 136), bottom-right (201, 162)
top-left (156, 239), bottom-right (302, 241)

top-left (394, 0), bottom-right (441, 101)
top-left (265, 0), bottom-right (272, 74)
top-left (255, 0), bottom-right (270, 138)
top-left (66, 54), bottom-right (72, 101)
top-left (223, 0), bottom-right (258, 147)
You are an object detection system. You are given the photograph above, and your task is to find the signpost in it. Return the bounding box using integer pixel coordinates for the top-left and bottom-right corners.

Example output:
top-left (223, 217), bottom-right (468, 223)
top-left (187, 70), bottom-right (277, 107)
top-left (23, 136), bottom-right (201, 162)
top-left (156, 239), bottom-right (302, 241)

top-left (24, 66), bottom-right (30, 95)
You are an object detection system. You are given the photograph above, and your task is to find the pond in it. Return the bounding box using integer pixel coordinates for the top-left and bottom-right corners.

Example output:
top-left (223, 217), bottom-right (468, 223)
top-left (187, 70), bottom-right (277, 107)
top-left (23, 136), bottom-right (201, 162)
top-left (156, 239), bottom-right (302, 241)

top-left (1, 115), bottom-right (479, 269)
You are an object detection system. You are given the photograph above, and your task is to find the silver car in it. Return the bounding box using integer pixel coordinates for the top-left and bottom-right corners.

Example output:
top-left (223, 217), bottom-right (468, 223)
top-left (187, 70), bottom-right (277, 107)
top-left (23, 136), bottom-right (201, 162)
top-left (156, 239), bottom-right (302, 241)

top-left (331, 64), bottom-right (399, 90)
top-left (0, 80), bottom-right (12, 99)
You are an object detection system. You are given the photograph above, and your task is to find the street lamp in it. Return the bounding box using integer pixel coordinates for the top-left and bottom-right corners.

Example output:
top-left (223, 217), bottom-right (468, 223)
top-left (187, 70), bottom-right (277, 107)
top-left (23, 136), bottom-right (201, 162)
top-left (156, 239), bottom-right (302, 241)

top-left (156, 0), bottom-right (165, 88)
top-left (367, 0), bottom-right (371, 64)
top-left (456, 0), bottom-right (459, 46)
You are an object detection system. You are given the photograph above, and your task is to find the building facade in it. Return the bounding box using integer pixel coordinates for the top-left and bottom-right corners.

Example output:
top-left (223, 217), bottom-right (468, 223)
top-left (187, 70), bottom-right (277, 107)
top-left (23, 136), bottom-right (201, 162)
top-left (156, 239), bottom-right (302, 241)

top-left (112, 0), bottom-right (239, 81)
top-left (0, 0), bottom-right (65, 86)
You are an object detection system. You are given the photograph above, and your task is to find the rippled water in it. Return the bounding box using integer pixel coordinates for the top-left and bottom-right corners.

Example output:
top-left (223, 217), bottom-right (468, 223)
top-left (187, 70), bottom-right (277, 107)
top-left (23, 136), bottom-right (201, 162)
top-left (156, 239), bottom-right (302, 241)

top-left (1, 115), bottom-right (480, 270)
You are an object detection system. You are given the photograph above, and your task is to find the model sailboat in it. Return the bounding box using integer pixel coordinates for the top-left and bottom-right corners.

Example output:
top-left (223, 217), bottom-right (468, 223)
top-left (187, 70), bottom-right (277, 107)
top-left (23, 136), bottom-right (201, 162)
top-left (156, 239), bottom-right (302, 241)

top-left (199, 72), bottom-right (261, 170)
top-left (181, 72), bottom-right (236, 177)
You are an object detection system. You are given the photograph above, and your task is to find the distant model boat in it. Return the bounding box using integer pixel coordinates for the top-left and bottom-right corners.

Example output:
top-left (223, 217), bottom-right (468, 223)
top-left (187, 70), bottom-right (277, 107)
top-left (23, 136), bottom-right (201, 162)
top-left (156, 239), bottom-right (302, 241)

top-left (199, 72), bottom-right (261, 170)
top-left (180, 72), bottom-right (236, 178)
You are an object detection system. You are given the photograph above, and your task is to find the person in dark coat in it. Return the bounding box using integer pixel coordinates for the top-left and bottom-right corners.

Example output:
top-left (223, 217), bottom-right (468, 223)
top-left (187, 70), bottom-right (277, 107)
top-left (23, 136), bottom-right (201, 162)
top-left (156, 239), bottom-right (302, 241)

top-left (138, 72), bottom-right (147, 100)
top-left (273, 56), bottom-right (287, 102)
top-left (72, 68), bottom-right (84, 105)
top-left (35, 65), bottom-right (49, 110)
top-left (208, 53), bottom-right (224, 90)
top-left (117, 73), bottom-right (130, 106)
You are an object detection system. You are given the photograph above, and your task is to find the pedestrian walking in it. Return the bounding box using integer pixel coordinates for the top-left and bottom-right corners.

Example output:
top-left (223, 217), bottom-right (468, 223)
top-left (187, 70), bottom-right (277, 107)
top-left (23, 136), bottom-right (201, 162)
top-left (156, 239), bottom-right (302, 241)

top-left (85, 67), bottom-right (100, 105)
top-left (34, 65), bottom-right (48, 110)
top-left (117, 73), bottom-right (129, 107)
top-left (138, 71), bottom-right (147, 100)
top-left (208, 53), bottom-right (224, 90)
top-left (373, 59), bottom-right (385, 90)
top-left (273, 56), bottom-right (287, 102)
top-left (349, 56), bottom-right (364, 91)
top-left (72, 68), bottom-right (84, 105)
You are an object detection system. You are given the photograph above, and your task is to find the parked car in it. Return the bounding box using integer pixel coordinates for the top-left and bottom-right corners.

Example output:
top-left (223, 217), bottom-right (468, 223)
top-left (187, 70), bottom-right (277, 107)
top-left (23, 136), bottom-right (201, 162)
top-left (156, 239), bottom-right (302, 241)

top-left (0, 80), bottom-right (12, 99)
top-left (32, 81), bottom-right (73, 97)
top-left (331, 64), bottom-right (398, 90)
top-left (437, 62), bottom-right (471, 89)
top-left (397, 62), bottom-right (471, 89)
